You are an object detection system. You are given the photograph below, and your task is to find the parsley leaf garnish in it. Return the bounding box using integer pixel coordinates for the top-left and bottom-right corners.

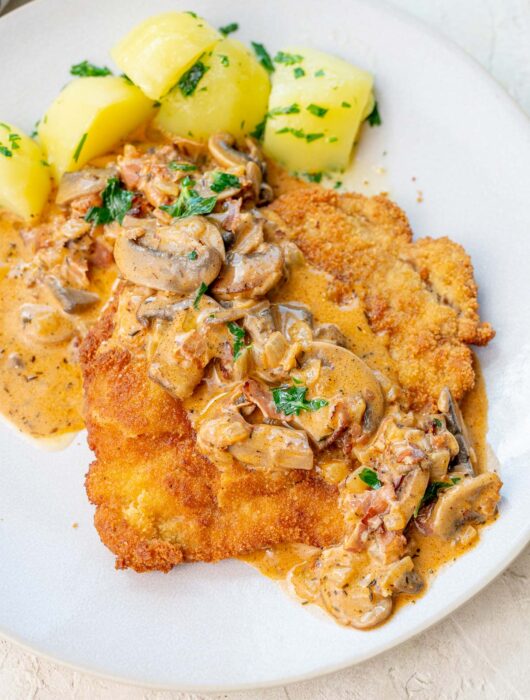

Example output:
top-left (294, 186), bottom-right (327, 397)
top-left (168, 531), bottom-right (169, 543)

top-left (358, 468), bottom-right (382, 489)
top-left (219, 22), bottom-right (239, 36)
top-left (304, 172), bottom-right (322, 183)
top-left (307, 104), bottom-right (328, 118)
top-left (168, 161), bottom-right (197, 172)
top-left (73, 132), bottom-right (88, 163)
top-left (250, 116), bottom-right (267, 141)
top-left (314, 69), bottom-right (325, 77)
top-left (366, 101), bottom-right (382, 126)
top-left (188, 250), bottom-right (198, 260)
top-left (0, 145), bottom-right (12, 158)
top-left (275, 127), bottom-right (324, 143)
top-left (193, 282), bottom-right (208, 309)
top-left (7, 133), bottom-right (21, 150)
top-left (274, 51), bottom-right (303, 65)
top-left (210, 172), bottom-right (241, 193)
top-left (251, 42), bottom-right (274, 73)
top-left (269, 104), bottom-right (300, 117)
top-left (220, 54), bottom-right (230, 67)
top-left (334, 181), bottom-right (342, 189)
top-left (227, 322), bottom-right (249, 360)
top-left (160, 178), bottom-right (217, 219)
top-left (306, 132), bottom-right (324, 142)
top-left (85, 178), bottom-right (134, 225)
top-left (272, 383), bottom-right (328, 417)
top-left (70, 60), bottom-right (112, 77)
top-left (341, 101), bottom-right (351, 108)
top-left (414, 477), bottom-right (461, 517)
top-left (178, 60), bottom-right (209, 97)
top-left (293, 67), bottom-right (305, 79)
top-left (185, 10), bottom-right (198, 18)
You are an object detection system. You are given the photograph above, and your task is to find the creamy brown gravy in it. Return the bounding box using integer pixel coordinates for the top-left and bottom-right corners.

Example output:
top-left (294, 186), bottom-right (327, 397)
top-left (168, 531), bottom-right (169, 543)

top-left (0, 212), bottom-right (116, 439)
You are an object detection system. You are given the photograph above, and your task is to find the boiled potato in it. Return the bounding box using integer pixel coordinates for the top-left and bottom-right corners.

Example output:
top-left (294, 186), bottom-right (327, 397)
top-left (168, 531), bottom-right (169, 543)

top-left (263, 47), bottom-right (374, 172)
top-left (155, 38), bottom-right (270, 141)
top-left (38, 76), bottom-right (153, 179)
top-left (0, 123), bottom-right (51, 220)
top-left (112, 12), bottom-right (220, 100)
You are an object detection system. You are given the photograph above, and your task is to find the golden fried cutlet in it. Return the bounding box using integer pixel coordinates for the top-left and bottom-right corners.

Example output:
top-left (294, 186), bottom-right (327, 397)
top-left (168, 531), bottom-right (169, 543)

top-left (267, 188), bottom-right (494, 410)
top-left (82, 187), bottom-right (493, 572)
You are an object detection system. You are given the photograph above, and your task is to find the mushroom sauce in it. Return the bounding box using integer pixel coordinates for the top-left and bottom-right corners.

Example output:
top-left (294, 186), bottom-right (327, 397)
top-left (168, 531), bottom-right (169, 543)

top-left (0, 129), bottom-right (500, 629)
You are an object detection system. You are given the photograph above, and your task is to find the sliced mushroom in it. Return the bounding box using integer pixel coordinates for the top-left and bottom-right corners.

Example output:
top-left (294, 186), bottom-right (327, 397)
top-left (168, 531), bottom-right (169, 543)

top-left (45, 276), bottom-right (100, 313)
top-left (313, 323), bottom-right (347, 347)
top-left (229, 424), bottom-right (314, 471)
top-left (383, 467), bottom-right (430, 531)
top-left (428, 472), bottom-right (502, 540)
top-left (114, 216), bottom-right (225, 293)
top-left (375, 556), bottom-right (423, 597)
top-left (438, 386), bottom-right (476, 474)
top-left (19, 303), bottom-right (75, 344)
top-left (208, 133), bottom-right (252, 169)
top-left (292, 342), bottom-right (385, 445)
top-left (136, 294), bottom-right (193, 323)
top-left (211, 243), bottom-right (284, 300)
top-left (55, 167), bottom-right (117, 205)
top-left (271, 302), bottom-right (314, 344)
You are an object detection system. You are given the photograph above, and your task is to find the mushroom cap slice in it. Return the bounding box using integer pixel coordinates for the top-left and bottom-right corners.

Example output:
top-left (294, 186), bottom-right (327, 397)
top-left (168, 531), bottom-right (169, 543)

top-left (55, 167), bottom-right (117, 205)
top-left (229, 424), bottom-right (314, 471)
top-left (428, 472), bottom-right (502, 540)
top-left (292, 341), bottom-right (385, 444)
top-left (211, 243), bottom-right (284, 300)
top-left (114, 216), bottom-right (225, 293)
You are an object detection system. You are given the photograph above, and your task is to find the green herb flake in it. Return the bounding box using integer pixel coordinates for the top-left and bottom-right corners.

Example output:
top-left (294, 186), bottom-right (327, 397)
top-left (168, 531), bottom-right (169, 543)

top-left (185, 10), bottom-right (198, 18)
top-left (334, 181), bottom-right (342, 189)
top-left (358, 468), bottom-right (382, 490)
top-left (31, 120), bottom-right (40, 139)
top-left (415, 477), bottom-right (461, 517)
top-left (227, 321), bottom-right (249, 360)
top-left (0, 122), bottom-right (11, 131)
top-left (0, 145), bottom-right (12, 158)
top-left (220, 54), bottom-right (230, 67)
top-left (293, 67), bottom-right (305, 79)
top-left (121, 73), bottom-right (134, 85)
top-left (250, 116), bottom-right (267, 141)
top-left (40, 160), bottom-right (50, 167)
top-left (305, 172), bottom-right (322, 183)
top-left (85, 177), bottom-right (134, 225)
top-left (341, 101), bottom-right (351, 108)
top-left (73, 132), bottom-right (88, 163)
top-left (8, 133), bottom-right (21, 150)
top-left (178, 60), bottom-right (209, 97)
top-left (314, 69), bottom-right (325, 77)
top-left (161, 178), bottom-right (217, 219)
top-left (219, 22), bottom-right (239, 36)
top-left (168, 161), bottom-right (197, 172)
top-left (188, 250), bottom-right (198, 260)
top-left (274, 51), bottom-right (303, 65)
top-left (328, 136), bottom-right (338, 143)
top-left (306, 132), bottom-right (324, 143)
top-left (70, 60), bottom-right (112, 77)
top-left (433, 418), bottom-right (443, 429)
top-left (275, 127), bottom-right (323, 143)
top-left (272, 383), bottom-right (328, 417)
top-left (251, 42), bottom-right (274, 73)
top-left (268, 103), bottom-right (300, 117)
top-left (307, 104), bottom-right (328, 118)
top-left (193, 282), bottom-right (208, 309)
top-left (210, 172), bottom-right (241, 193)
top-left (366, 100), bottom-right (382, 126)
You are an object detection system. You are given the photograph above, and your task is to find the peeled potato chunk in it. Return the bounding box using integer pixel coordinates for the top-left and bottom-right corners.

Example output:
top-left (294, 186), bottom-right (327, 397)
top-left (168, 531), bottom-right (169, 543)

top-left (112, 12), bottom-right (220, 100)
top-left (0, 123), bottom-right (51, 220)
top-left (263, 47), bottom-right (374, 172)
top-left (38, 76), bottom-right (153, 179)
top-left (155, 38), bottom-right (270, 141)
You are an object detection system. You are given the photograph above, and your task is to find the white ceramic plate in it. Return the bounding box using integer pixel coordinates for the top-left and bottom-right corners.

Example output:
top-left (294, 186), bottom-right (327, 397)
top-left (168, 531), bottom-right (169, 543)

top-left (1, 0), bottom-right (529, 691)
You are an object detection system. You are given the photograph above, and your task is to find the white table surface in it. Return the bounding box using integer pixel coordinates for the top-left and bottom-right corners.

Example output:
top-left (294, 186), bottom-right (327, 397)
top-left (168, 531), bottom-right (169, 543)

top-left (1, 0), bottom-right (529, 697)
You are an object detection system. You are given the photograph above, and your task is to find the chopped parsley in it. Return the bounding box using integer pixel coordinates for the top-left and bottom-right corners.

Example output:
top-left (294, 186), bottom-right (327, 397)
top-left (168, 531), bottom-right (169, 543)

top-left (314, 69), bottom-right (325, 77)
top-left (250, 116), bottom-right (267, 141)
top-left (251, 42), bottom-right (274, 73)
top-left (328, 136), bottom-right (338, 143)
top-left (220, 54), bottom-right (230, 67)
top-left (188, 250), bottom-right (198, 260)
top-left (73, 132), bottom-right (88, 163)
top-left (358, 468), bottom-right (382, 489)
top-left (268, 103), bottom-right (300, 117)
top-left (293, 67), bottom-right (305, 79)
top-left (31, 120), bottom-right (40, 138)
top-left (366, 101), bottom-right (382, 126)
top-left (272, 383), bottom-right (328, 417)
top-left (0, 145), bottom-right (12, 158)
top-left (219, 22), bottom-right (239, 36)
top-left (85, 177), bottom-right (134, 225)
top-left (432, 418), bottom-right (443, 429)
top-left (334, 181), bottom-right (342, 189)
top-left (168, 161), bottom-right (197, 172)
top-left (8, 133), bottom-right (21, 150)
top-left (227, 322), bottom-right (249, 360)
top-left (178, 60), bottom-right (209, 97)
top-left (160, 178), bottom-right (217, 219)
top-left (304, 172), bottom-right (322, 183)
top-left (274, 51), bottom-right (303, 65)
top-left (341, 101), bottom-right (351, 108)
top-left (307, 104), bottom-right (328, 118)
top-left (415, 477), bottom-right (461, 517)
top-left (193, 282), bottom-right (208, 309)
top-left (121, 73), bottom-right (134, 85)
top-left (185, 10), bottom-right (198, 18)
top-left (275, 127), bottom-right (324, 143)
top-left (70, 60), bottom-right (112, 77)
top-left (210, 172), bottom-right (241, 193)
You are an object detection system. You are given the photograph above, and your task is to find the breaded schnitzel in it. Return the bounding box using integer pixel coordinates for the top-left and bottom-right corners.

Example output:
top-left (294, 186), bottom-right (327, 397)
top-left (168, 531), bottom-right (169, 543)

top-left (82, 177), bottom-right (494, 573)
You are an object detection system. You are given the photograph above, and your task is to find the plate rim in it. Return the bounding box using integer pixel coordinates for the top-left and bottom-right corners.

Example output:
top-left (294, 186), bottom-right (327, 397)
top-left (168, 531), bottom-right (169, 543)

top-left (0, 0), bottom-right (529, 691)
